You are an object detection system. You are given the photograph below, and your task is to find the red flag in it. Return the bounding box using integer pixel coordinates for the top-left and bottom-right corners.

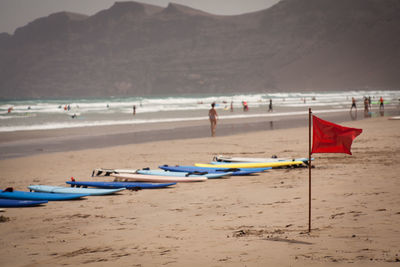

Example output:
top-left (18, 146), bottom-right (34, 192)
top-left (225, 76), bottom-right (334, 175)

top-left (312, 115), bottom-right (362, 155)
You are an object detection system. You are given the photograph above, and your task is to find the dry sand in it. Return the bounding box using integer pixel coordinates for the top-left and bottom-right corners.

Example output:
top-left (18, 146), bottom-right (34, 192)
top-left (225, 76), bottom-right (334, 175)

top-left (0, 116), bottom-right (399, 266)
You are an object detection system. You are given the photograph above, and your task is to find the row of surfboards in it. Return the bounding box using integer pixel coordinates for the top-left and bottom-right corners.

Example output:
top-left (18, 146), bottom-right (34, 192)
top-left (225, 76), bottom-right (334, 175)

top-left (0, 155), bottom-right (310, 208)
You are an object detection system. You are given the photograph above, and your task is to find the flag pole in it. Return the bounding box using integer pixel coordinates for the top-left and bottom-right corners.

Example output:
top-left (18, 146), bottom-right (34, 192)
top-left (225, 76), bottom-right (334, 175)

top-left (308, 108), bottom-right (312, 232)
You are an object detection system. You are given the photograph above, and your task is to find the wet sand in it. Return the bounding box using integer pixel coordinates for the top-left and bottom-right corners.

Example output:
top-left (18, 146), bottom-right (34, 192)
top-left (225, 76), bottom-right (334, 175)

top-left (0, 108), bottom-right (392, 160)
top-left (0, 114), bottom-right (399, 266)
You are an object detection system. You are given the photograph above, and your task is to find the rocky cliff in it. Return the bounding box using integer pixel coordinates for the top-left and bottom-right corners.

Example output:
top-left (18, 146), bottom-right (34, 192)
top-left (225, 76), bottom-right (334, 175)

top-left (1, 0), bottom-right (399, 99)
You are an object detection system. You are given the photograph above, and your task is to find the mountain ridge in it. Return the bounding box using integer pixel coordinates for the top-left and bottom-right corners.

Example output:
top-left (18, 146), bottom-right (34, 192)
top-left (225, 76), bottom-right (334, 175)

top-left (1, 0), bottom-right (399, 99)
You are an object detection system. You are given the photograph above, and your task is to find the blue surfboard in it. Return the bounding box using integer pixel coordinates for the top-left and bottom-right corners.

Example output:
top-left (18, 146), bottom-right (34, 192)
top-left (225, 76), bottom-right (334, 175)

top-left (28, 185), bottom-right (125, 196)
top-left (137, 169), bottom-right (232, 179)
top-left (158, 165), bottom-right (270, 176)
top-left (0, 198), bottom-right (48, 207)
top-left (0, 189), bottom-right (88, 201)
top-left (66, 181), bottom-right (176, 189)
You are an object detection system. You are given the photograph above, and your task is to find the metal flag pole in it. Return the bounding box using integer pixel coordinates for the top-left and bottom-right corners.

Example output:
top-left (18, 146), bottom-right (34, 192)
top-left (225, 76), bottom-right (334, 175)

top-left (308, 108), bottom-right (312, 232)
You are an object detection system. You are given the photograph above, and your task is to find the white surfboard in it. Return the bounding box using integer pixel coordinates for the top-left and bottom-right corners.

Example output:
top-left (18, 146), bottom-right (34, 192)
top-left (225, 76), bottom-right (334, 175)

top-left (214, 155), bottom-right (311, 163)
top-left (92, 168), bottom-right (139, 177)
top-left (112, 173), bottom-right (207, 183)
top-left (389, 116), bottom-right (400, 120)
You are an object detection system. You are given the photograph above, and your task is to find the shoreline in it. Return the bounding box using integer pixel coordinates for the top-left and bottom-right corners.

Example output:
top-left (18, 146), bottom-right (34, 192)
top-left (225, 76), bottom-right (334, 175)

top-left (0, 108), bottom-right (398, 160)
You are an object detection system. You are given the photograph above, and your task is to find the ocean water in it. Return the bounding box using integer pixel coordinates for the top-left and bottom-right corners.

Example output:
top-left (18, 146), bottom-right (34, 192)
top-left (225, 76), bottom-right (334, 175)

top-left (0, 91), bottom-right (399, 132)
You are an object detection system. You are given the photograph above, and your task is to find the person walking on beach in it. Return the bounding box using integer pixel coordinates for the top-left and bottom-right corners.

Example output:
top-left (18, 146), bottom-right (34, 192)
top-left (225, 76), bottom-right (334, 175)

top-left (379, 96), bottom-right (384, 110)
top-left (242, 101), bottom-right (249, 112)
top-left (350, 97), bottom-right (357, 112)
top-left (368, 96), bottom-right (372, 110)
top-left (208, 102), bottom-right (218, 137)
top-left (133, 105), bottom-right (136, 115)
top-left (363, 97), bottom-right (372, 118)
top-left (364, 97), bottom-right (369, 115)
top-left (268, 99), bottom-right (273, 112)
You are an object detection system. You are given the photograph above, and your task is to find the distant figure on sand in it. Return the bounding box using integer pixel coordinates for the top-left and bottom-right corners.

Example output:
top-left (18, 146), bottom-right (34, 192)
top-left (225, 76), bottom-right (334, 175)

top-left (230, 101), bottom-right (233, 112)
top-left (379, 97), bottom-right (384, 110)
top-left (364, 97), bottom-right (369, 114)
top-left (133, 105), bottom-right (136, 115)
top-left (268, 99), bottom-right (273, 112)
top-left (208, 102), bottom-right (218, 137)
top-left (350, 97), bottom-right (357, 112)
top-left (368, 96), bottom-right (372, 110)
top-left (242, 101), bottom-right (249, 112)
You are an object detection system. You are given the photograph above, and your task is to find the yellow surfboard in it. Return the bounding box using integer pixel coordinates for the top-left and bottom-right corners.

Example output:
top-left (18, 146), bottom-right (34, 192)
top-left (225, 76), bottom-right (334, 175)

top-left (195, 161), bottom-right (305, 168)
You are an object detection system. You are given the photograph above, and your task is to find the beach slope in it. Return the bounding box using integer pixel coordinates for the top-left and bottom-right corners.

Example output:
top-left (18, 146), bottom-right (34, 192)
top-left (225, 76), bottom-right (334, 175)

top-left (0, 116), bottom-right (399, 266)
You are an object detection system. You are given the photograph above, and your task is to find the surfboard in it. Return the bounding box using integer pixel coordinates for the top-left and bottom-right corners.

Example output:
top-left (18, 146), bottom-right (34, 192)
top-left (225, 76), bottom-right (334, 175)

top-left (213, 155), bottom-right (312, 163)
top-left (389, 116), bottom-right (400, 120)
top-left (0, 199), bottom-right (48, 207)
top-left (209, 160), bottom-right (306, 165)
top-left (137, 169), bottom-right (232, 179)
top-left (0, 189), bottom-right (89, 201)
top-left (158, 165), bottom-right (271, 175)
top-left (28, 185), bottom-right (125, 196)
top-left (66, 181), bottom-right (176, 189)
top-left (92, 168), bottom-right (139, 176)
top-left (195, 161), bottom-right (305, 169)
top-left (112, 173), bottom-right (207, 183)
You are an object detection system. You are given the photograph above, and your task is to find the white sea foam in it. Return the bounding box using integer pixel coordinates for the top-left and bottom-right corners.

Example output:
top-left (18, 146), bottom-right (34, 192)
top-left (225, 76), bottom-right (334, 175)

top-left (0, 90), bottom-right (399, 132)
top-left (0, 108), bottom-right (353, 132)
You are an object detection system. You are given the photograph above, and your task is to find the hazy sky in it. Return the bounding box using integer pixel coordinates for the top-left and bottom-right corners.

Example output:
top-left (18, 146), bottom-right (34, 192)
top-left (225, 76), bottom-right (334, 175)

top-left (0, 0), bottom-right (281, 34)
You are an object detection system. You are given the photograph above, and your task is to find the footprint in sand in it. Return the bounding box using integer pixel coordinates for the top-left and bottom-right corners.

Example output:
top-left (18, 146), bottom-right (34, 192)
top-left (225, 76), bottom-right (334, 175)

top-left (330, 212), bottom-right (345, 219)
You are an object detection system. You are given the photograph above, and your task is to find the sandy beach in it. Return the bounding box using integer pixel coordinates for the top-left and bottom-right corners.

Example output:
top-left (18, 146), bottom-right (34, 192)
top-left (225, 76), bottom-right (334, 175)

top-left (0, 115), bottom-right (399, 266)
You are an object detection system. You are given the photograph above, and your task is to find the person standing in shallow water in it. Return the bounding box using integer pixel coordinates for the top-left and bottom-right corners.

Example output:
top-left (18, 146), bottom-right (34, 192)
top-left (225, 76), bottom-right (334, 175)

top-left (208, 102), bottom-right (218, 137)
top-left (350, 97), bottom-right (357, 112)
top-left (364, 97), bottom-right (369, 113)
top-left (379, 96), bottom-right (384, 110)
